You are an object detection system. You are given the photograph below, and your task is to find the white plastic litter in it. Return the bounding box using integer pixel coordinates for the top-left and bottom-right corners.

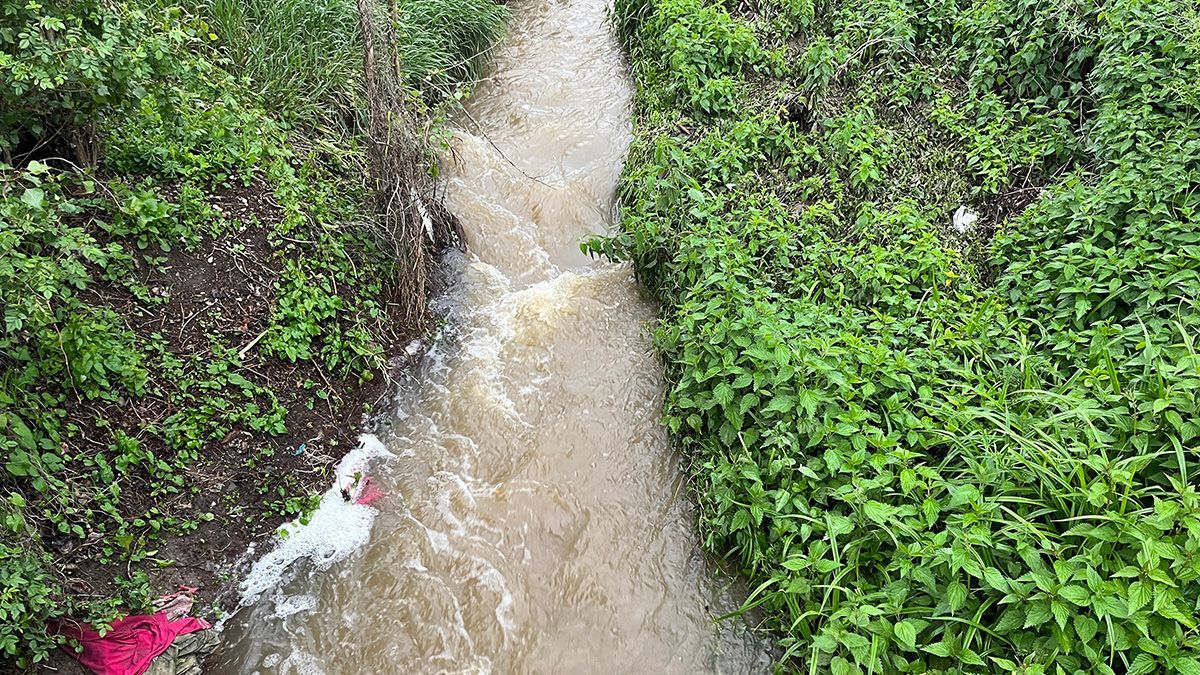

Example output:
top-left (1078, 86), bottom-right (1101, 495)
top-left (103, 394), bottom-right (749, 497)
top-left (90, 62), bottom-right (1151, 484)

top-left (953, 205), bottom-right (979, 234)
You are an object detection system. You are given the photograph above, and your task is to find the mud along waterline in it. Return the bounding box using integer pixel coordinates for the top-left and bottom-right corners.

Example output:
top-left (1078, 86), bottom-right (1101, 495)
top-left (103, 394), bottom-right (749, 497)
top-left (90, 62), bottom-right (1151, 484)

top-left (212, 0), bottom-right (770, 671)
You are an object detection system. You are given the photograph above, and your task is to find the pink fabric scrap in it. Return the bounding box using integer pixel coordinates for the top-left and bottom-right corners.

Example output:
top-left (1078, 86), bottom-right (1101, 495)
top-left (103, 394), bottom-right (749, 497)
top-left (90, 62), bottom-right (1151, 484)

top-left (55, 611), bottom-right (210, 675)
top-left (355, 475), bottom-right (385, 505)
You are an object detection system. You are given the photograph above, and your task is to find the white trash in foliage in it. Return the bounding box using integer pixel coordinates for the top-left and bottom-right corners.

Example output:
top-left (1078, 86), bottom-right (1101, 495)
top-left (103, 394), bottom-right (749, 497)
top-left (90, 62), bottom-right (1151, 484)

top-left (953, 205), bottom-right (980, 234)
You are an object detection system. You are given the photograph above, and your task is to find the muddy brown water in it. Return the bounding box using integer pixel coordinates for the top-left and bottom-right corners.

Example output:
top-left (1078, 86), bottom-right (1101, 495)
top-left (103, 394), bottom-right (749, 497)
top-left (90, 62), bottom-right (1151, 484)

top-left (212, 0), bottom-right (772, 672)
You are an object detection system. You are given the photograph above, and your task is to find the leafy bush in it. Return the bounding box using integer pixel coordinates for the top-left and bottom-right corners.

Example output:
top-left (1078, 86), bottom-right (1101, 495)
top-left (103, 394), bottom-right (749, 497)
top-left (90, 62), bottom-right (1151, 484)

top-left (0, 542), bottom-right (63, 668)
top-left (0, 0), bottom-right (185, 163)
top-left (606, 0), bottom-right (1200, 671)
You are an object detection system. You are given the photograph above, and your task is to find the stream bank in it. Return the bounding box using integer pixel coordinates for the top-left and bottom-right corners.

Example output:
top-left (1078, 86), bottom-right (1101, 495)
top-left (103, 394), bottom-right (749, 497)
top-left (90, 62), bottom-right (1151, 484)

top-left (605, 0), bottom-right (1200, 670)
top-left (1, 0), bottom-right (506, 671)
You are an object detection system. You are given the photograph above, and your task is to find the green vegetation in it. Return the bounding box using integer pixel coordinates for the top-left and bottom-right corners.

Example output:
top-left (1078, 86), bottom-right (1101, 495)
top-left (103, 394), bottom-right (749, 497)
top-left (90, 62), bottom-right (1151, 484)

top-left (1, 0), bottom-right (504, 667)
top-left (601, 0), bottom-right (1200, 671)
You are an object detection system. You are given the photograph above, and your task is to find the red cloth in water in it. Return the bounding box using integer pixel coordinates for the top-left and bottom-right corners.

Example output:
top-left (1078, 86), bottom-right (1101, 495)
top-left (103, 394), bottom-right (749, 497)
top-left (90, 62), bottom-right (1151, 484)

top-left (55, 612), bottom-right (209, 675)
top-left (355, 476), bottom-right (385, 505)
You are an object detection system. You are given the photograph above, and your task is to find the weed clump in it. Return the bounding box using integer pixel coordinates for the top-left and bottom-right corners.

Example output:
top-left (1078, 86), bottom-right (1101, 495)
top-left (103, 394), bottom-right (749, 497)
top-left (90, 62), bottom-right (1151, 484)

top-left (602, 0), bottom-right (1200, 671)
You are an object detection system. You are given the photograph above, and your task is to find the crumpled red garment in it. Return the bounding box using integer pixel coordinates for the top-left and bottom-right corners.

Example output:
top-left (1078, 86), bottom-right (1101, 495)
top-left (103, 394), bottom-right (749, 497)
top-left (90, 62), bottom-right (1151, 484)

top-left (354, 475), bottom-right (385, 505)
top-left (54, 612), bottom-right (210, 675)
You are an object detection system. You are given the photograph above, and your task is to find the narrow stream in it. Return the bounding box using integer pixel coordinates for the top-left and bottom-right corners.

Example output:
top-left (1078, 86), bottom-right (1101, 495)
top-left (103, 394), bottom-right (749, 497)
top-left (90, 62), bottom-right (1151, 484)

top-left (214, 0), bottom-right (770, 671)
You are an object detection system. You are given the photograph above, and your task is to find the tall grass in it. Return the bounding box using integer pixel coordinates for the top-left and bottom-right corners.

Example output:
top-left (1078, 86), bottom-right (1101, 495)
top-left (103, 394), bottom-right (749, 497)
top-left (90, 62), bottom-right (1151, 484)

top-left (203, 0), bottom-right (363, 129)
top-left (395, 0), bottom-right (508, 101)
top-left (194, 0), bottom-right (507, 130)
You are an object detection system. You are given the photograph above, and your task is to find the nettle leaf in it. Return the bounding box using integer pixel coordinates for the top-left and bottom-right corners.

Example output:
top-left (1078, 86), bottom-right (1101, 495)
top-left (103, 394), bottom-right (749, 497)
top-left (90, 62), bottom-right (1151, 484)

top-left (827, 514), bottom-right (854, 537)
top-left (1074, 614), bottom-right (1098, 643)
top-left (983, 567), bottom-right (1009, 592)
top-left (893, 619), bottom-right (917, 650)
top-left (1024, 601), bottom-right (1053, 628)
top-left (713, 381), bottom-right (735, 407)
top-left (797, 389), bottom-right (820, 415)
top-left (1128, 654), bottom-right (1158, 675)
top-left (764, 392), bottom-right (795, 413)
top-left (1127, 580), bottom-right (1152, 612)
top-left (960, 647), bottom-right (986, 666)
top-left (830, 656), bottom-right (858, 675)
top-left (923, 641), bottom-right (953, 658)
top-left (863, 500), bottom-right (895, 524)
top-left (1093, 594), bottom-right (1128, 619)
top-left (1051, 600), bottom-right (1069, 629)
top-left (731, 509), bottom-right (751, 531)
top-left (1059, 585), bottom-right (1091, 606)
top-left (946, 581), bottom-right (968, 612)
top-left (995, 606), bottom-right (1024, 633)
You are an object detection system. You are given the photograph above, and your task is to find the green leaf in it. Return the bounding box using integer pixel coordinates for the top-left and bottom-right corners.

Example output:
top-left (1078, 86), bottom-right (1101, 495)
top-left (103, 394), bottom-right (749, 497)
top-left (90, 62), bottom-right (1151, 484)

top-left (893, 619), bottom-right (917, 650)
top-left (1051, 600), bottom-right (1069, 629)
top-left (20, 187), bottom-right (45, 209)
top-left (960, 647), bottom-right (985, 666)
top-left (764, 393), bottom-right (795, 413)
top-left (1024, 600), bottom-right (1053, 628)
top-left (863, 500), bottom-right (894, 524)
top-left (983, 566), bottom-right (1008, 592)
top-left (947, 581), bottom-right (968, 611)
top-left (830, 656), bottom-right (856, 675)
top-left (1059, 584), bottom-right (1090, 606)
top-left (1128, 655), bottom-right (1157, 675)
top-left (730, 510), bottom-right (751, 531)
top-left (713, 382), bottom-right (734, 407)
top-left (1128, 580), bottom-right (1152, 613)
top-left (1073, 614), bottom-right (1098, 643)
top-left (923, 641), bottom-right (952, 658)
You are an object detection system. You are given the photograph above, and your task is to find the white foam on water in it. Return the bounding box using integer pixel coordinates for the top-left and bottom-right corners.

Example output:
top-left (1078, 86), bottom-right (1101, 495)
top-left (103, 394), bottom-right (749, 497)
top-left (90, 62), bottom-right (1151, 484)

top-left (271, 592), bottom-right (317, 619)
top-left (237, 434), bottom-right (394, 606)
top-left (277, 650), bottom-right (325, 675)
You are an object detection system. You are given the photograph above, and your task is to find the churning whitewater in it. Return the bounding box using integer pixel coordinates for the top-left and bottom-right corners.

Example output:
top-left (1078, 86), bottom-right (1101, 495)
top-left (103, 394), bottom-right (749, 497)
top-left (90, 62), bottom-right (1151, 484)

top-left (213, 0), bottom-right (771, 672)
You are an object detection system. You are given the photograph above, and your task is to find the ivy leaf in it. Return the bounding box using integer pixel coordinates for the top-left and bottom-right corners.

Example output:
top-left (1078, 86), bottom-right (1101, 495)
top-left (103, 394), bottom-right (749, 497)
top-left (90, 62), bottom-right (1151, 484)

top-left (20, 187), bottom-right (45, 209)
